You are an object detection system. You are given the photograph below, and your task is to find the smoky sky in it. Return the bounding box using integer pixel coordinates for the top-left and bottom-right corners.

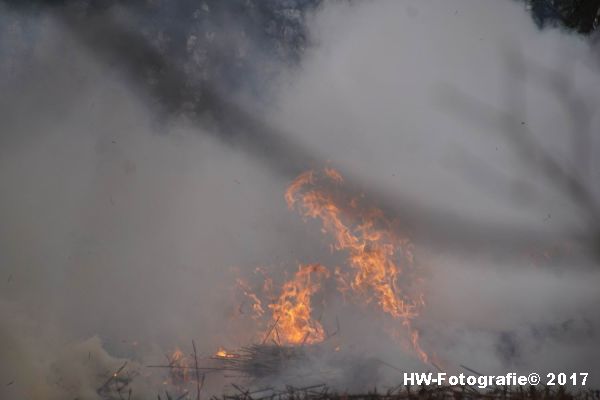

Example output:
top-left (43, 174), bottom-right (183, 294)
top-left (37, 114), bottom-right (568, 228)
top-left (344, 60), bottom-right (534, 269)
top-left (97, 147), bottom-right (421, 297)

top-left (1, 1), bottom-right (600, 399)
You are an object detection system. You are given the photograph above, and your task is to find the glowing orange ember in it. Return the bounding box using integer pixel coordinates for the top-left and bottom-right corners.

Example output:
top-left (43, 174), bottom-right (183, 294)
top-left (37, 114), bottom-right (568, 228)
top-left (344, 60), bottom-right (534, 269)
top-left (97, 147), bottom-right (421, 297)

top-left (236, 278), bottom-right (265, 320)
top-left (215, 347), bottom-right (236, 359)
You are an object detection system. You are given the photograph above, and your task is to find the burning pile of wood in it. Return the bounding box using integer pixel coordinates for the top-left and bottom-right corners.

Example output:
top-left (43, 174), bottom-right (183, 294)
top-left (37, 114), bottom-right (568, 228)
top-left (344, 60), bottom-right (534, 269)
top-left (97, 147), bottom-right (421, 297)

top-left (212, 344), bottom-right (312, 380)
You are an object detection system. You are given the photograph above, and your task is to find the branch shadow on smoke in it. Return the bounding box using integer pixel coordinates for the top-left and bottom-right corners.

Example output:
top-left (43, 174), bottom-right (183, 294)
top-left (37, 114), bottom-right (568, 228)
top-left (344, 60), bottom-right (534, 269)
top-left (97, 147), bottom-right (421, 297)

top-left (435, 45), bottom-right (600, 264)
top-left (4, 1), bottom-right (598, 264)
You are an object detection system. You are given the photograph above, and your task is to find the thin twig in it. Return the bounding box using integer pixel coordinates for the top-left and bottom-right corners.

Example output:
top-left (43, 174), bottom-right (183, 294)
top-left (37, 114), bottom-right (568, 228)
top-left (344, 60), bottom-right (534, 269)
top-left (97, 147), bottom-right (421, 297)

top-left (193, 340), bottom-right (201, 400)
top-left (262, 317), bottom-right (280, 344)
top-left (97, 361), bottom-right (128, 394)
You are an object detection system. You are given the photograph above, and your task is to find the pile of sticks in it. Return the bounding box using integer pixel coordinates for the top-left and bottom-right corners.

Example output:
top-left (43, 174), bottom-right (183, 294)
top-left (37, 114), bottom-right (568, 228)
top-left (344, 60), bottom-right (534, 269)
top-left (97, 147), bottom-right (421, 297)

top-left (212, 344), bottom-right (310, 379)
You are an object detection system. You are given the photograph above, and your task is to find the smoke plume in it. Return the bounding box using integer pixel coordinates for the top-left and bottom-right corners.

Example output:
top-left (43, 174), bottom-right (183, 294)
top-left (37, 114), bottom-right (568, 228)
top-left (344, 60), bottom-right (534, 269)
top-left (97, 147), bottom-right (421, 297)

top-left (1, 1), bottom-right (599, 398)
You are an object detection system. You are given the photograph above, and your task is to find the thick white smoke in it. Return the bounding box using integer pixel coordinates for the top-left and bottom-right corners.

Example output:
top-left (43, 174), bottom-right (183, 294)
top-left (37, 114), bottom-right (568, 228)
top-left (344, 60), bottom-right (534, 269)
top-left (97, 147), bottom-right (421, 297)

top-left (1, 1), bottom-right (599, 398)
top-left (267, 0), bottom-right (600, 383)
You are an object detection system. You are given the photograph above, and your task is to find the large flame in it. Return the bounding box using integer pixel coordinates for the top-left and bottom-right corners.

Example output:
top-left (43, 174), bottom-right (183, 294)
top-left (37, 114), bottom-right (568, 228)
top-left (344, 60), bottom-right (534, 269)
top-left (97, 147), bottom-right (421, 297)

top-left (267, 263), bottom-right (330, 345)
top-left (285, 168), bottom-right (427, 361)
top-left (232, 168), bottom-right (428, 362)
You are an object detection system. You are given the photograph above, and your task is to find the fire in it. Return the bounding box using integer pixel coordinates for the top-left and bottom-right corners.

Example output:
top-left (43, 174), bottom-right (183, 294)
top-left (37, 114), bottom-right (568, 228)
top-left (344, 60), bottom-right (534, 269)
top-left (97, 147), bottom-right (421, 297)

top-left (167, 348), bottom-right (190, 385)
top-left (267, 263), bottom-right (330, 345)
top-left (236, 278), bottom-right (265, 319)
top-left (284, 170), bottom-right (313, 207)
top-left (230, 167), bottom-right (428, 363)
top-left (324, 167), bottom-right (344, 184)
top-left (235, 265), bottom-right (329, 346)
top-left (285, 168), bottom-right (427, 361)
top-left (215, 347), bottom-right (236, 358)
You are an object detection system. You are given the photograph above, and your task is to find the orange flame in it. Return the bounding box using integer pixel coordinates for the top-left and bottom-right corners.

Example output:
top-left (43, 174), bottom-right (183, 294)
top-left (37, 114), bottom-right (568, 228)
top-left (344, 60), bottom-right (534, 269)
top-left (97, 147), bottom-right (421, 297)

top-left (215, 347), bottom-right (236, 359)
top-left (168, 348), bottom-right (190, 385)
top-left (228, 168), bottom-right (428, 363)
top-left (284, 170), bottom-right (313, 207)
top-left (324, 167), bottom-right (344, 184)
top-left (267, 263), bottom-right (330, 345)
top-left (285, 168), bottom-right (427, 362)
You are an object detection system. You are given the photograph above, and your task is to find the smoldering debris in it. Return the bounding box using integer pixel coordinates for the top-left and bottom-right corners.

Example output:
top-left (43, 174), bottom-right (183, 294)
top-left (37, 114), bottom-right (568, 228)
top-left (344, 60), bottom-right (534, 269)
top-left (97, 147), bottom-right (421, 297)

top-left (96, 361), bottom-right (135, 400)
top-left (212, 344), bottom-right (312, 380)
top-left (148, 338), bottom-right (394, 395)
top-left (211, 344), bottom-right (382, 387)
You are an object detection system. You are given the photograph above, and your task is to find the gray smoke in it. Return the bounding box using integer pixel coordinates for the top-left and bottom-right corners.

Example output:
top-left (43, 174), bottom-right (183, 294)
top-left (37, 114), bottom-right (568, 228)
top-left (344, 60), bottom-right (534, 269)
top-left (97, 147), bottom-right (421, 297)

top-left (268, 0), bottom-right (600, 384)
top-left (1, 1), bottom-right (600, 399)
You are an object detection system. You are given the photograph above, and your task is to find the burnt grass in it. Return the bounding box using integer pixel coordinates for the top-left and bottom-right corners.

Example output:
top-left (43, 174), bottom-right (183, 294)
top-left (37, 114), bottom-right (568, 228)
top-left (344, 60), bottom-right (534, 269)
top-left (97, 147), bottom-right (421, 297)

top-left (208, 385), bottom-right (598, 400)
